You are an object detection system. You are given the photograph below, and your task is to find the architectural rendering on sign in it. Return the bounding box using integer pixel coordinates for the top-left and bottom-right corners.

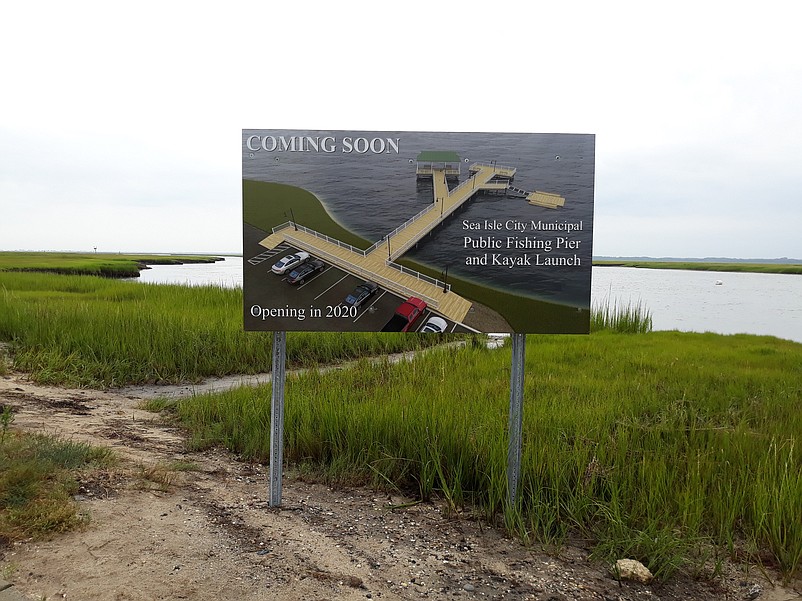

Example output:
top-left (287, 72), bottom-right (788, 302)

top-left (242, 130), bottom-right (595, 334)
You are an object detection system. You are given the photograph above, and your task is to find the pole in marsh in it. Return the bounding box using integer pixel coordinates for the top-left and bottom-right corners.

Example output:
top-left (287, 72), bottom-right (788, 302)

top-left (507, 333), bottom-right (526, 507)
top-left (269, 331), bottom-right (287, 506)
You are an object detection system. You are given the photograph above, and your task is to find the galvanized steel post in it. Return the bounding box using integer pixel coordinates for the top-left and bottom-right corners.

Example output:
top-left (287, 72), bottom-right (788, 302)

top-left (507, 333), bottom-right (526, 507)
top-left (269, 331), bottom-right (287, 507)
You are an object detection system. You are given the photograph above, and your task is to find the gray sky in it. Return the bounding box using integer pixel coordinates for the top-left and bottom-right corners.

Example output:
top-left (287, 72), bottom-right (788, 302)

top-left (2, 1), bottom-right (800, 259)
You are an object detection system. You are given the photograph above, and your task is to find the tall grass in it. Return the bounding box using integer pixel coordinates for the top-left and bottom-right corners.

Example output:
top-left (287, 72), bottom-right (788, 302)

top-left (0, 348), bottom-right (9, 376)
top-left (152, 332), bottom-right (802, 579)
top-left (0, 272), bottom-right (442, 387)
top-left (591, 298), bottom-right (652, 333)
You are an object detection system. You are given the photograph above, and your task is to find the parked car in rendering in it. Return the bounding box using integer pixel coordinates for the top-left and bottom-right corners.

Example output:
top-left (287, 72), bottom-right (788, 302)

top-left (421, 316), bottom-right (447, 333)
top-left (381, 297), bottom-right (427, 332)
top-left (345, 281), bottom-right (379, 307)
top-left (286, 259), bottom-right (325, 284)
top-left (271, 251), bottom-right (310, 275)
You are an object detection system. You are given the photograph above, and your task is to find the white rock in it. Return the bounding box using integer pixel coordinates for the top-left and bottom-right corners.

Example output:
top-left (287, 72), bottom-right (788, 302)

top-left (614, 559), bottom-right (653, 584)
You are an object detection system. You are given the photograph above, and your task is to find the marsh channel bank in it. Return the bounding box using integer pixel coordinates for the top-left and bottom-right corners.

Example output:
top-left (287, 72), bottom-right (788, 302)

top-left (137, 257), bottom-right (802, 344)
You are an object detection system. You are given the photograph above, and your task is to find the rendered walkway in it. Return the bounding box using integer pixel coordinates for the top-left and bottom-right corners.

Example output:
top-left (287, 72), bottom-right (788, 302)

top-left (385, 164), bottom-right (510, 261)
top-left (258, 163), bottom-right (564, 324)
top-left (260, 226), bottom-right (472, 320)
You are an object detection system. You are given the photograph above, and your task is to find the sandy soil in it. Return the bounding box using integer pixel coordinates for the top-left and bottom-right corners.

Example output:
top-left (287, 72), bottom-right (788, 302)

top-left (1, 371), bottom-right (800, 601)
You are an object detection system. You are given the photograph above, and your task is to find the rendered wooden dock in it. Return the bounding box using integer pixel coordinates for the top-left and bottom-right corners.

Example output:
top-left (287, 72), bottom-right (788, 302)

top-left (260, 226), bottom-right (472, 320)
top-left (259, 162), bottom-right (565, 324)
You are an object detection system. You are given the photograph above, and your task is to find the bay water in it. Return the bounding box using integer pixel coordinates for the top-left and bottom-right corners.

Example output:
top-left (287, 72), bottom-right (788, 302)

top-left (136, 258), bottom-right (802, 344)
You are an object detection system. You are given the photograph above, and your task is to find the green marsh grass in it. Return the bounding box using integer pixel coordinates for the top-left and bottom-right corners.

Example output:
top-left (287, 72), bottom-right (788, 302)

top-left (153, 332), bottom-right (802, 579)
top-left (0, 350), bottom-right (9, 376)
top-left (0, 430), bottom-right (114, 542)
top-left (594, 260), bottom-right (802, 276)
top-left (0, 271), bottom-right (444, 386)
top-left (0, 251), bottom-right (224, 278)
top-left (591, 298), bottom-right (652, 333)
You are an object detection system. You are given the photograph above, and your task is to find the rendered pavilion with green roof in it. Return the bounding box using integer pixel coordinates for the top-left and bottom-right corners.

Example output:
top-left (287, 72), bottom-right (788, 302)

top-left (415, 151), bottom-right (461, 179)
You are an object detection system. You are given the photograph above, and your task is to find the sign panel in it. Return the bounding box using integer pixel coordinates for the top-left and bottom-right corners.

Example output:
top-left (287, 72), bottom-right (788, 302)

top-left (243, 130), bottom-right (595, 334)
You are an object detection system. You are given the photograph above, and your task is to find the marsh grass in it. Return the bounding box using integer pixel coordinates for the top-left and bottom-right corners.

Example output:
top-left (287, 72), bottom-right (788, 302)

top-left (0, 430), bottom-right (114, 542)
top-left (151, 332), bottom-right (802, 579)
top-left (594, 260), bottom-right (802, 275)
top-left (591, 298), bottom-right (652, 333)
top-left (0, 355), bottom-right (8, 377)
top-left (133, 463), bottom-right (181, 491)
top-left (0, 271), bottom-right (442, 386)
top-left (0, 251), bottom-right (224, 278)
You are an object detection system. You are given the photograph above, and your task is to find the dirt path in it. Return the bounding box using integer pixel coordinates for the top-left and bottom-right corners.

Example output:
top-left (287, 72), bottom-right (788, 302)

top-left (1, 371), bottom-right (799, 601)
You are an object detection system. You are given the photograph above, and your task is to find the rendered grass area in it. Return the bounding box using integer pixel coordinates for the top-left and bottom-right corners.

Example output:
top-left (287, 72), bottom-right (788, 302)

top-left (244, 180), bottom-right (372, 250)
top-left (594, 260), bottom-right (802, 275)
top-left (244, 180), bottom-right (589, 332)
top-left (0, 251), bottom-right (225, 278)
top-left (0, 426), bottom-right (114, 543)
top-left (0, 271), bottom-right (448, 387)
top-left (148, 332), bottom-right (802, 580)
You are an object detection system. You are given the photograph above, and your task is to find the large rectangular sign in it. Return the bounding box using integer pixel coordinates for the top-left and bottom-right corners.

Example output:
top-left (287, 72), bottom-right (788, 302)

top-left (243, 130), bottom-right (595, 334)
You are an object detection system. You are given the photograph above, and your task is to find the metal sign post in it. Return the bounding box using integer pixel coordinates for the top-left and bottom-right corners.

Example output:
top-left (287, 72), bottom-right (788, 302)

top-left (269, 331), bottom-right (287, 507)
top-left (507, 333), bottom-right (526, 507)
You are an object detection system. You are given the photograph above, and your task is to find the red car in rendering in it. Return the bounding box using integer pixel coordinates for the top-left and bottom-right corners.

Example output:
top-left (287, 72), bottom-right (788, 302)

top-left (381, 297), bottom-right (427, 332)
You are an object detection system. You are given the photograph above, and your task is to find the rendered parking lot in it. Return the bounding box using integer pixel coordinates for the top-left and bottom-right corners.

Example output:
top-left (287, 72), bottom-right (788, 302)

top-left (244, 234), bottom-right (472, 333)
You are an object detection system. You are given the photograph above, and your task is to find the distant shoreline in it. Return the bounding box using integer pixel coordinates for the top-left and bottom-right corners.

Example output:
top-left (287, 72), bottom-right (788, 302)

top-left (0, 252), bottom-right (226, 279)
top-left (5, 252), bottom-right (800, 277)
top-left (593, 259), bottom-right (802, 275)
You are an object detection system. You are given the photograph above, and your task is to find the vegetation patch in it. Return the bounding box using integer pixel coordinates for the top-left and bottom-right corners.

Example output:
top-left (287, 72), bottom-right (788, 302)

top-left (0, 251), bottom-right (226, 278)
top-left (0, 426), bottom-right (114, 543)
top-left (0, 345), bottom-right (10, 376)
top-left (148, 332), bottom-right (802, 580)
top-left (591, 298), bottom-right (652, 333)
top-left (594, 260), bottom-right (802, 275)
top-left (0, 271), bottom-right (447, 387)
top-left (243, 180), bottom-right (371, 250)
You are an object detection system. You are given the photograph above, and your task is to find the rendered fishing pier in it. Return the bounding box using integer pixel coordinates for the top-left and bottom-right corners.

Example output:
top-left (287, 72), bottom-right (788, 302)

top-left (258, 152), bottom-right (565, 324)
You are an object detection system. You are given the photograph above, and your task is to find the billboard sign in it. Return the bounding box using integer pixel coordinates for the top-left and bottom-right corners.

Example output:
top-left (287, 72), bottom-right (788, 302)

top-left (243, 130), bottom-right (595, 334)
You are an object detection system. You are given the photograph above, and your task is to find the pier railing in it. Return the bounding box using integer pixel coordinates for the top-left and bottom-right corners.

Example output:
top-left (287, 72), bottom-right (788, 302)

top-left (274, 220), bottom-right (450, 306)
top-left (280, 235), bottom-right (443, 309)
top-left (385, 260), bottom-right (450, 293)
top-left (449, 178), bottom-right (472, 196)
top-left (366, 203), bottom-right (438, 255)
top-left (416, 166), bottom-right (460, 176)
top-left (469, 161), bottom-right (517, 175)
top-left (507, 185), bottom-right (530, 197)
top-left (273, 221), bottom-right (369, 257)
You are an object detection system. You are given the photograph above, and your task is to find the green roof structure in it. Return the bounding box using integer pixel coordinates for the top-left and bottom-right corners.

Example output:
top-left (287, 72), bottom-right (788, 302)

top-left (416, 151), bottom-right (460, 162)
top-left (415, 150), bottom-right (461, 179)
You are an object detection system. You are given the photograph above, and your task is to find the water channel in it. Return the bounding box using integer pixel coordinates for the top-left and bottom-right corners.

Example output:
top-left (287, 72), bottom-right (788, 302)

top-left (135, 258), bottom-right (802, 344)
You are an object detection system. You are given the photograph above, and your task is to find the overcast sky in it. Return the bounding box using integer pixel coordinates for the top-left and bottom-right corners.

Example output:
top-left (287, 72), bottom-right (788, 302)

top-left (2, 1), bottom-right (800, 259)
